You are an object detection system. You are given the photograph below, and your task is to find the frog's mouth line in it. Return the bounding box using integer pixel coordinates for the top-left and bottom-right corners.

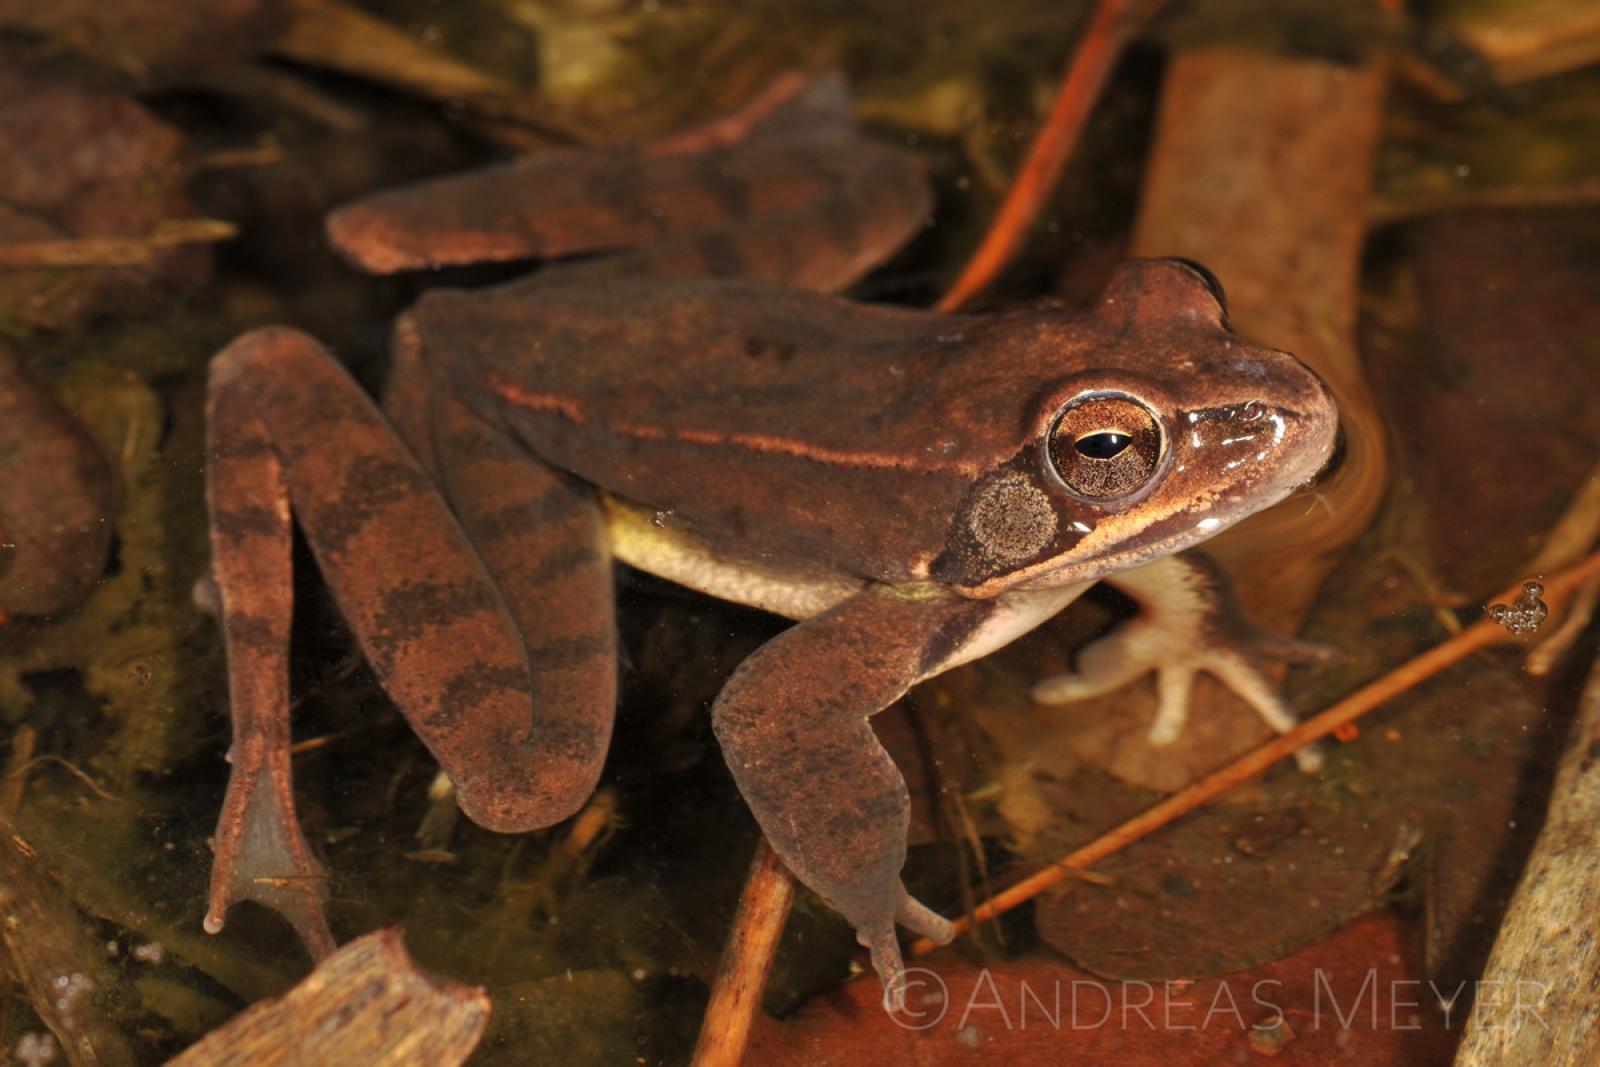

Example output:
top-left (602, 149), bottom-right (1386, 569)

top-left (988, 457), bottom-right (1323, 598)
top-left (1072, 487), bottom-right (1296, 578)
top-left (1304, 423), bottom-right (1348, 490)
top-left (1039, 512), bottom-right (1267, 590)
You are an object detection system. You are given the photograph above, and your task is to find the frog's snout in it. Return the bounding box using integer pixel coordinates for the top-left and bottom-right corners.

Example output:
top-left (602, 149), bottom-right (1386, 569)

top-left (1275, 354), bottom-right (1340, 476)
top-left (1202, 346), bottom-right (1339, 492)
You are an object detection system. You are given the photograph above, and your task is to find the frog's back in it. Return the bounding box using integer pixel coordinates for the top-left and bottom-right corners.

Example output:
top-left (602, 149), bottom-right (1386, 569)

top-left (411, 278), bottom-right (1048, 583)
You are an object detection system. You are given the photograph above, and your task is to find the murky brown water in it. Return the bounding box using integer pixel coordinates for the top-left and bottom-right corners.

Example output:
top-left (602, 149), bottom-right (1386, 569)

top-left (1, 2), bottom-right (1596, 1063)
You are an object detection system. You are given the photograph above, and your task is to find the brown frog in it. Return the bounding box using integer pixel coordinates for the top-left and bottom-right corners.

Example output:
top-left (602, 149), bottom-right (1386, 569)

top-left (201, 74), bottom-right (1338, 1006)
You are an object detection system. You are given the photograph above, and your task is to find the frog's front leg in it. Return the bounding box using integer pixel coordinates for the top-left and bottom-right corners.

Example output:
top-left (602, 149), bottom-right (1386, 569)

top-left (205, 327), bottom-right (614, 956)
top-left (711, 584), bottom-right (998, 1007)
top-left (1031, 553), bottom-right (1335, 772)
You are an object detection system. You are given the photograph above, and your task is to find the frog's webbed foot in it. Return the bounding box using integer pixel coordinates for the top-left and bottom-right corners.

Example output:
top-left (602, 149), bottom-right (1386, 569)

top-left (205, 737), bottom-right (335, 961)
top-left (1031, 553), bottom-right (1336, 773)
top-left (711, 586), bottom-right (990, 1007)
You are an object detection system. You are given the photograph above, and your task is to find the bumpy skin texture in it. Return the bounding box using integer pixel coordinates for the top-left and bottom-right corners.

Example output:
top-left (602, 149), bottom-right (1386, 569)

top-left (0, 340), bottom-right (112, 619)
top-left (203, 75), bottom-right (1340, 1005)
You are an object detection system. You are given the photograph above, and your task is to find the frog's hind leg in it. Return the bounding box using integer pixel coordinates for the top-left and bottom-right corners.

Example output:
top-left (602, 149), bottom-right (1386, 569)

top-left (323, 73), bottom-right (927, 291)
top-left (711, 585), bottom-right (994, 1009)
top-left (383, 313), bottom-right (617, 812)
top-left (204, 327), bottom-right (614, 956)
top-left (205, 336), bottom-right (332, 958)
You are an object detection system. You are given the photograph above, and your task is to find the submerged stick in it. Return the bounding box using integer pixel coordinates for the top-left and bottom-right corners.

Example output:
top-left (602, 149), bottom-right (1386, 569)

top-left (272, 0), bottom-right (589, 144)
top-left (0, 220), bottom-right (236, 270)
top-left (169, 927), bottom-right (488, 1066)
top-left (0, 821), bottom-right (135, 1067)
top-left (936, 0), bottom-right (1165, 312)
top-left (689, 838), bottom-right (796, 1067)
top-left (1454, 636), bottom-right (1600, 1062)
top-left (911, 549), bottom-right (1600, 955)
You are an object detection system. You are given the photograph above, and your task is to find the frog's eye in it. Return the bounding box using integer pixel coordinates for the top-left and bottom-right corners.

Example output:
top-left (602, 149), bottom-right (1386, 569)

top-left (1074, 431), bottom-right (1131, 459)
top-left (1046, 395), bottom-right (1162, 500)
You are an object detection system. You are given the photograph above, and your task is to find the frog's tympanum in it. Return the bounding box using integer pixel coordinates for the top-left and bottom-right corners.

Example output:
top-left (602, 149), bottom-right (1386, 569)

top-left (202, 75), bottom-right (1339, 1006)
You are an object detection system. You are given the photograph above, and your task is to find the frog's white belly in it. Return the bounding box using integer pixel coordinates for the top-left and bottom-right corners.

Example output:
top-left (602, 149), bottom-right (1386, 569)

top-left (601, 494), bottom-right (1088, 679)
top-left (602, 494), bottom-right (867, 619)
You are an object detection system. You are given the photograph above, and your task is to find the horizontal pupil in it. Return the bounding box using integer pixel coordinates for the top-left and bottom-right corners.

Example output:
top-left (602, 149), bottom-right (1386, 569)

top-left (1075, 431), bottom-right (1132, 459)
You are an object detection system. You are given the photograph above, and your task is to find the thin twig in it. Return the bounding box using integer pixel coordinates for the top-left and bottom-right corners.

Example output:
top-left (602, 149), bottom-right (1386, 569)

top-left (2, 725), bottom-right (36, 814)
top-left (273, 0), bottom-right (593, 145)
top-left (7, 756), bottom-right (119, 802)
top-left (1525, 462), bottom-right (1600, 674)
top-left (0, 220), bottom-right (237, 270)
top-left (935, 0), bottom-right (1166, 312)
top-left (1368, 179), bottom-right (1600, 227)
top-left (910, 548), bottom-right (1600, 956)
top-left (689, 837), bottom-right (795, 1067)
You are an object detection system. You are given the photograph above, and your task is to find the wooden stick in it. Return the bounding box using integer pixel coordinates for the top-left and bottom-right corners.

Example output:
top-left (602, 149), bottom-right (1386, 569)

top-left (0, 220), bottom-right (236, 270)
top-left (169, 928), bottom-right (487, 1066)
top-left (690, 837), bottom-right (796, 1067)
top-left (911, 549), bottom-right (1600, 956)
top-left (935, 0), bottom-right (1165, 312)
top-left (1453, 652), bottom-right (1600, 1065)
top-left (273, 0), bottom-right (591, 144)
top-left (2, 725), bottom-right (37, 814)
top-left (0, 820), bottom-right (135, 1067)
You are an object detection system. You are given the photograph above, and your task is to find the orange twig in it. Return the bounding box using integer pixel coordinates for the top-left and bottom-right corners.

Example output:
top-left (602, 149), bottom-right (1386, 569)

top-left (690, 837), bottom-right (796, 1067)
top-left (911, 549), bottom-right (1600, 956)
top-left (935, 0), bottom-right (1166, 312)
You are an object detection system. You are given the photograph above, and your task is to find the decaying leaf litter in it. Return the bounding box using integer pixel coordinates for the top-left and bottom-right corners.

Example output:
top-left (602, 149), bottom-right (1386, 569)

top-left (0, 0), bottom-right (1597, 1063)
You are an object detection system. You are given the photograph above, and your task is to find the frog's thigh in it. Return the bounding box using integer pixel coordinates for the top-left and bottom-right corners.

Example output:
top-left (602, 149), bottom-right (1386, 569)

top-left (388, 316), bottom-right (617, 815)
top-left (711, 585), bottom-right (993, 1002)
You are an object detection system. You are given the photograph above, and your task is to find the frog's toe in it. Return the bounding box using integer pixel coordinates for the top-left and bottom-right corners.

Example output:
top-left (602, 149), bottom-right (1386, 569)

top-left (898, 892), bottom-right (956, 945)
top-left (1030, 628), bottom-right (1150, 706)
top-left (859, 921), bottom-right (910, 1011)
top-left (205, 746), bottom-right (336, 961)
top-left (1033, 555), bottom-right (1337, 773)
top-left (1153, 646), bottom-right (1326, 771)
top-left (1036, 618), bottom-right (1325, 769)
top-left (1257, 631), bottom-right (1342, 666)
top-left (853, 891), bottom-right (956, 1012)
top-left (1292, 742), bottom-right (1325, 773)
top-left (1030, 611), bottom-right (1171, 710)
